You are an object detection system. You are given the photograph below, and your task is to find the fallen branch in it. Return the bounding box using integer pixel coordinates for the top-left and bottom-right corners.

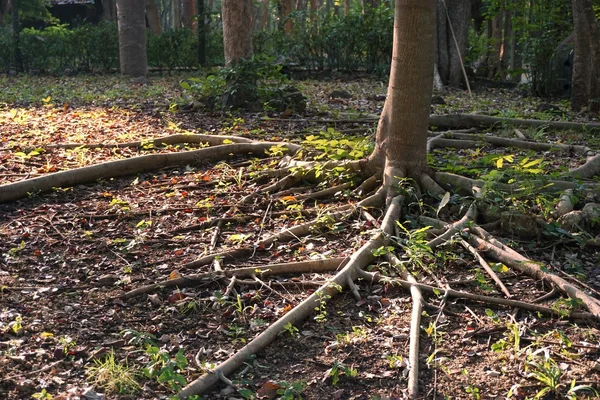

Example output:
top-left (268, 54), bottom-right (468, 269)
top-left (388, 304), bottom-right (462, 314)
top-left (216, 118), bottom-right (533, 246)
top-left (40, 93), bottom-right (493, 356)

top-left (0, 142), bottom-right (301, 203)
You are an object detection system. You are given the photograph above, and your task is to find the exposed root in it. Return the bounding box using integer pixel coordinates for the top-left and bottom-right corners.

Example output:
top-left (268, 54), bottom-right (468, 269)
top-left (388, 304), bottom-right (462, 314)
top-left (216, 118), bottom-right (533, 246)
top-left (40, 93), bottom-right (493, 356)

top-left (426, 203), bottom-right (476, 249)
top-left (468, 234), bottom-right (600, 317)
top-left (177, 233), bottom-right (384, 399)
top-left (459, 239), bottom-right (512, 298)
top-left (355, 269), bottom-right (598, 321)
top-left (43, 133), bottom-right (255, 150)
top-left (118, 258), bottom-right (349, 300)
top-left (431, 131), bottom-right (591, 154)
top-left (569, 153), bottom-right (600, 179)
top-left (555, 188), bottom-right (575, 217)
top-left (0, 141), bottom-right (300, 203)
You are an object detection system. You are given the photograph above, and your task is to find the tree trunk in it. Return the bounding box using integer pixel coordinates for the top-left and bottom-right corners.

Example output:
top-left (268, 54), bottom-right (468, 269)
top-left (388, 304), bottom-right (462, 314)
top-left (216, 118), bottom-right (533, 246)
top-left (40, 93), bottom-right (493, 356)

top-left (222, 0), bottom-right (253, 66)
top-left (116, 0), bottom-right (148, 78)
top-left (447, 0), bottom-right (471, 88)
top-left (0, 0), bottom-right (11, 26)
top-left (280, 0), bottom-right (293, 33)
top-left (309, 0), bottom-right (317, 22)
top-left (146, 0), bottom-right (162, 35)
top-left (436, 0), bottom-right (449, 84)
top-left (368, 0), bottom-right (435, 183)
top-left (344, 0), bottom-right (350, 15)
top-left (101, 0), bottom-right (117, 21)
top-left (259, 0), bottom-right (270, 30)
top-left (197, 0), bottom-right (206, 65)
top-left (487, 13), bottom-right (503, 80)
top-left (436, 0), bottom-right (471, 88)
top-left (10, 0), bottom-right (20, 74)
top-left (182, 0), bottom-right (196, 31)
top-left (571, 0), bottom-right (600, 113)
top-left (172, 0), bottom-right (180, 29)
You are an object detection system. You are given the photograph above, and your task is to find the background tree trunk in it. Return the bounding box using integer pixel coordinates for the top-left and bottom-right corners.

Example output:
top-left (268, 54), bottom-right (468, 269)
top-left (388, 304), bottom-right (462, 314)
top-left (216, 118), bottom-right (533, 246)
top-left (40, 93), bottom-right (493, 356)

top-left (146, 0), bottom-right (162, 35)
top-left (116, 0), bottom-right (148, 78)
top-left (10, 0), bottom-right (20, 74)
top-left (182, 0), bottom-right (196, 31)
top-left (487, 13), bottom-right (503, 80)
top-left (309, 0), bottom-right (317, 22)
top-left (344, 0), bottom-right (350, 15)
top-left (369, 0), bottom-right (435, 181)
top-left (259, 0), bottom-right (270, 30)
top-left (0, 0), bottom-right (11, 26)
top-left (280, 0), bottom-right (294, 33)
top-left (222, 0), bottom-right (253, 66)
top-left (101, 0), bottom-right (117, 21)
top-left (197, 0), bottom-right (206, 65)
top-left (172, 0), bottom-right (180, 29)
top-left (436, 0), bottom-right (471, 88)
top-left (571, 0), bottom-right (600, 113)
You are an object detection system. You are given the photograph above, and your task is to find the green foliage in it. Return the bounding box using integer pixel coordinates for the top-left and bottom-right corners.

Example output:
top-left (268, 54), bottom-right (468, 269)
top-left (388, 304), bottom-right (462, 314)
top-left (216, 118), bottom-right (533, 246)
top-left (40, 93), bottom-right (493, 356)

top-left (181, 56), bottom-right (301, 110)
top-left (255, 4), bottom-right (393, 75)
top-left (142, 346), bottom-right (189, 392)
top-left (147, 28), bottom-right (198, 70)
top-left (303, 128), bottom-right (372, 160)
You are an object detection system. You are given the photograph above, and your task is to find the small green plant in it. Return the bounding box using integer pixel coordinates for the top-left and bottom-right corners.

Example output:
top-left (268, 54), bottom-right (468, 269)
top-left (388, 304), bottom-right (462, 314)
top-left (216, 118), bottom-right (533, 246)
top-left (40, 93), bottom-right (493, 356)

top-left (462, 369), bottom-right (480, 400)
top-left (384, 354), bottom-right (405, 369)
top-left (392, 222), bottom-right (434, 273)
top-left (142, 346), bottom-right (188, 392)
top-left (276, 380), bottom-right (306, 400)
top-left (327, 360), bottom-right (358, 386)
top-left (303, 128), bottom-right (372, 161)
top-left (281, 322), bottom-right (299, 337)
top-left (314, 283), bottom-right (342, 323)
top-left (86, 350), bottom-right (140, 394)
top-left (32, 389), bottom-right (53, 399)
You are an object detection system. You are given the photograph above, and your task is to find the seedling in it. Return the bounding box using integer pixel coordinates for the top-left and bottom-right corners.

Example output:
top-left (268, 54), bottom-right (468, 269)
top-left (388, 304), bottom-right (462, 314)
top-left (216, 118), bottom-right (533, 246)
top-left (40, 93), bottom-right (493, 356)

top-left (86, 350), bottom-right (140, 394)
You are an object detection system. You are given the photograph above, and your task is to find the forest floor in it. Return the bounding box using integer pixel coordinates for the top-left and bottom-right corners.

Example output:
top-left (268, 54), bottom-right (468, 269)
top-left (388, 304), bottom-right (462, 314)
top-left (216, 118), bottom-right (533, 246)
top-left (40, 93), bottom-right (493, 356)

top-left (1, 74), bottom-right (600, 400)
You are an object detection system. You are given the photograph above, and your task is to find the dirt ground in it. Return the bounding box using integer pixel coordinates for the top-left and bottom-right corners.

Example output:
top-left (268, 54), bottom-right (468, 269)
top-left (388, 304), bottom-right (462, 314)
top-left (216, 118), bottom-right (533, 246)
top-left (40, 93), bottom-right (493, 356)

top-left (1, 76), bottom-right (600, 400)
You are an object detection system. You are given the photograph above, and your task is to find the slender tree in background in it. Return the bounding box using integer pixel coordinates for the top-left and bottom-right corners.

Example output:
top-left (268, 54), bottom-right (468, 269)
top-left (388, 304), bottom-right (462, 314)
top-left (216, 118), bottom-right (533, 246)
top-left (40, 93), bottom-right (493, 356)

top-left (182, 0), bottom-right (196, 31)
top-left (222, 0), bottom-right (253, 66)
top-left (197, 0), bottom-right (206, 65)
top-left (280, 0), bottom-right (293, 33)
top-left (436, 0), bottom-right (472, 88)
top-left (146, 0), bottom-right (162, 35)
top-left (571, 0), bottom-right (600, 113)
top-left (101, 0), bottom-right (117, 21)
top-left (116, 0), bottom-right (148, 78)
top-left (221, 0), bottom-right (254, 107)
top-left (172, 0), bottom-right (180, 28)
top-left (11, 0), bottom-right (21, 74)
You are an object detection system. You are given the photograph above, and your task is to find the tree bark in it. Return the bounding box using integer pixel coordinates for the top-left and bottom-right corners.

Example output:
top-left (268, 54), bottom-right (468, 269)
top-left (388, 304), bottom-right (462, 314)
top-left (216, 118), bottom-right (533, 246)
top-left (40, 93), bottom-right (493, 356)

top-left (116, 0), bottom-right (148, 78)
top-left (0, 0), bottom-right (11, 26)
top-left (436, 0), bottom-right (471, 88)
top-left (344, 0), bottom-right (351, 15)
top-left (571, 0), bottom-right (600, 113)
top-left (182, 0), bottom-right (196, 31)
top-left (222, 0), bottom-right (253, 66)
top-left (197, 0), bottom-right (206, 65)
top-left (309, 0), bottom-right (318, 22)
top-left (259, 0), bottom-right (270, 30)
top-left (146, 0), bottom-right (162, 35)
top-left (101, 0), bottom-right (117, 21)
top-left (10, 0), bottom-right (20, 74)
top-left (368, 0), bottom-right (435, 182)
top-left (280, 0), bottom-right (294, 33)
top-left (172, 0), bottom-right (180, 29)
top-left (487, 13), bottom-right (503, 80)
